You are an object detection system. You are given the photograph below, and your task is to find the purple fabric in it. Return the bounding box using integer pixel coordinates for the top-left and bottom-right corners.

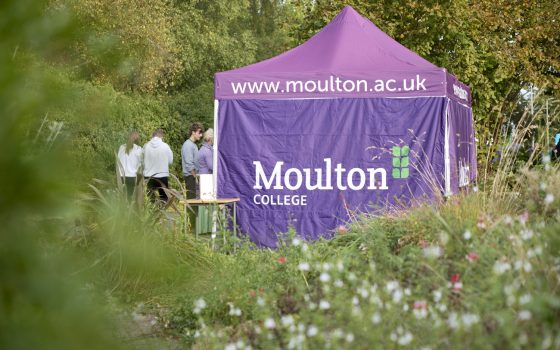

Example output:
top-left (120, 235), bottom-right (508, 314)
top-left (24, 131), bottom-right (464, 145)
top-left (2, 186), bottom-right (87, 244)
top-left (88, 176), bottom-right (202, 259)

top-left (448, 99), bottom-right (477, 192)
top-left (217, 98), bottom-right (446, 247)
top-left (446, 73), bottom-right (472, 106)
top-left (198, 143), bottom-right (213, 174)
top-left (215, 6), bottom-right (450, 100)
top-left (213, 6), bottom-right (476, 247)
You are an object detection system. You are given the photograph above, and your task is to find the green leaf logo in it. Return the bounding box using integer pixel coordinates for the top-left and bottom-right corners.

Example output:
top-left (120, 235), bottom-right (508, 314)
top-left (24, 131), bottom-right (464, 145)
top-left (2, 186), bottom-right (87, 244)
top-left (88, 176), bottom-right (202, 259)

top-left (392, 146), bottom-right (410, 179)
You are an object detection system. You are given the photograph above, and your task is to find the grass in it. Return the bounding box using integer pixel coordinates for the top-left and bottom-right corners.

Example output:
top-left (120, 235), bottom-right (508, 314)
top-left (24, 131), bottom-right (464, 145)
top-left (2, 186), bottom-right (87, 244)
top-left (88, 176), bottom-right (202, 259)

top-left (65, 161), bottom-right (559, 349)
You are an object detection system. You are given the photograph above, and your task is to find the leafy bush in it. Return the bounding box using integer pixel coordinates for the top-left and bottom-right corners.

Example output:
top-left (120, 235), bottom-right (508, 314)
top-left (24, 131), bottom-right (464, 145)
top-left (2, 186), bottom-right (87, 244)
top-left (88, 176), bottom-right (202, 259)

top-left (165, 167), bottom-right (560, 349)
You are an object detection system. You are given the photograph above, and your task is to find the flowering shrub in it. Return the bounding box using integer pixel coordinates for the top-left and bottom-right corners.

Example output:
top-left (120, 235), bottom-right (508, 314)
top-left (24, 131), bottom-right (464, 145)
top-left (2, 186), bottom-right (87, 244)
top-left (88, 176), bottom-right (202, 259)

top-left (165, 168), bottom-right (560, 349)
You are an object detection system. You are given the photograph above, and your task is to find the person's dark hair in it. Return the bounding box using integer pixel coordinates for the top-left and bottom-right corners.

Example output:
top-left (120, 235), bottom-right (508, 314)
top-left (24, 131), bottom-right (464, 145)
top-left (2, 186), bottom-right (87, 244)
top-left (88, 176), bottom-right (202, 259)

top-left (152, 128), bottom-right (164, 138)
top-left (189, 122), bottom-right (203, 137)
top-left (125, 131), bottom-right (140, 154)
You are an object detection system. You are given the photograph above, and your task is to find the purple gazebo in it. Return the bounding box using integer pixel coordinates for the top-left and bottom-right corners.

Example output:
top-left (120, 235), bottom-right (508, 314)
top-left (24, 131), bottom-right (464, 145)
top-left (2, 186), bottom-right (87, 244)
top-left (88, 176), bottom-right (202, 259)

top-left (213, 6), bottom-right (476, 247)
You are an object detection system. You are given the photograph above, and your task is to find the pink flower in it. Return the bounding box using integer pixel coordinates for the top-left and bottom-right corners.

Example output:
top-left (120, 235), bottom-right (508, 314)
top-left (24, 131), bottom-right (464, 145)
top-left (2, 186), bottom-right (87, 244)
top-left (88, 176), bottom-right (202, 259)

top-left (337, 225), bottom-right (348, 235)
top-left (451, 274), bottom-right (460, 283)
top-left (413, 300), bottom-right (428, 309)
top-left (450, 274), bottom-right (462, 293)
top-left (277, 256), bottom-right (287, 264)
top-left (466, 252), bottom-right (480, 263)
top-left (518, 211), bottom-right (529, 226)
top-left (248, 290), bottom-right (257, 298)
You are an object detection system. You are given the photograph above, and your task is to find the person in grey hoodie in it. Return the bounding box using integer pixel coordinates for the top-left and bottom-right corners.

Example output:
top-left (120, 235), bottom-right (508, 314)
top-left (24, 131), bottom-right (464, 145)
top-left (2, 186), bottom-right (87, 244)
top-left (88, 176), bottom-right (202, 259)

top-left (143, 129), bottom-right (173, 204)
top-left (181, 122), bottom-right (203, 232)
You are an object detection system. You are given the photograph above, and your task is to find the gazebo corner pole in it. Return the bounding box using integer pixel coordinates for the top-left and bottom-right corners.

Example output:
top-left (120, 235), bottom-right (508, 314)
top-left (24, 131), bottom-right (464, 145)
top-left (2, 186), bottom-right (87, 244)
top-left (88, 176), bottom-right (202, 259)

top-left (444, 99), bottom-right (452, 197)
top-left (213, 99), bottom-right (219, 198)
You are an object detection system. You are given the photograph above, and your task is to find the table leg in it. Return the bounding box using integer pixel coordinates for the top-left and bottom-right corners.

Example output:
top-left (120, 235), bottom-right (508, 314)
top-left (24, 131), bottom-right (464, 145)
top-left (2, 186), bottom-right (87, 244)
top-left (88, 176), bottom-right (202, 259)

top-left (184, 202), bottom-right (187, 236)
top-left (233, 202), bottom-right (237, 237)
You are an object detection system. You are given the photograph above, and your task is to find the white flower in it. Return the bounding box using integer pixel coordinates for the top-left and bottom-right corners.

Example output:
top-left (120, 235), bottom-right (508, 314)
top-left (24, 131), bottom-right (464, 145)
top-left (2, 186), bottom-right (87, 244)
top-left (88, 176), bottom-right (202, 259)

top-left (348, 272), bottom-right (357, 281)
top-left (352, 296), bottom-right (359, 306)
top-left (493, 260), bottom-right (511, 275)
top-left (319, 300), bottom-right (331, 310)
top-left (225, 343), bottom-right (236, 350)
top-left (472, 186), bottom-right (479, 192)
top-left (519, 294), bottom-right (532, 305)
top-left (514, 260), bottom-right (532, 272)
top-left (545, 193), bottom-right (554, 204)
top-left (211, 233), bottom-right (217, 240)
top-left (423, 245), bottom-right (443, 259)
top-left (386, 281), bottom-right (399, 292)
top-left (543, 155), bottom-right (551, 164)
top-left (298, 262), bottom-right (310, 271)
top-left (503, 284), bottom-right (517, 296)
top-left (345, 333), bottom-right (355, 343)
top-left (518, 310), bottom-right (532, 321)
top-left (461, 313), bottom-right (480, 328)
top-left (413, 308), bottom-right (427, 319)
top-left (319, 272), bottom-right (331, 283)
top-left (357, 287), bottom-right (369, 299)
top-left (292, 237), bottom-right (301, 246)
top-left (403, 304), bottom-right (409, 312)
top-left (520, 229), bottom-right (533, 240)
top-left (528, 245), bottom-right (543, 258)
top-left (332, 329), bottom-right (344, 338)
top-left (321, 262), bottom-right (332, 271)
top-left (463, 230), bottom-right (472, 240)
top-left (437, 303), bottom-right (447, 313)
top-left (540, 182), bottom-right (547, 190)
top-left (433, 290), bottom-right (443, 303)
top-left (257, 297), bottom-right (265, 306)
top-left (371, 312), bottom-right (381, 324)
top-left (334, 279), bottom-right (344, 288)
top-left (392, 289), bottom-right (403, 303)
top-left (264, 318), bottom-right (276, 329)
top-left (307, 325), bottom-right (318, 337)
top-left (503, 215), bottom-right (513, 225)
top-left (542, 335), bottom-right (553, 349)
top-left (281, 315), bottom-right (294, 327)
top-left (194, 298), bottom-right (206, 309)
top-left (398, 332), bottom-right (413, 346)
top-left (193, 298), bottom-right (207, 314)
top-left (447, 312), bottom-right (459, 329)
top-left (337, 261), bottom-right (344, 271)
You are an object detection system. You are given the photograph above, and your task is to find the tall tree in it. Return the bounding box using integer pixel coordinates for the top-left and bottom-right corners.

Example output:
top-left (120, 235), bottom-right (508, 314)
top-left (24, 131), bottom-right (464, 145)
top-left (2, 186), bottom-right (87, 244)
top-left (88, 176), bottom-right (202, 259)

top-left (54, 0), bottom-right (182, 92)
top-left (293, 0), bottom-right (560, 154)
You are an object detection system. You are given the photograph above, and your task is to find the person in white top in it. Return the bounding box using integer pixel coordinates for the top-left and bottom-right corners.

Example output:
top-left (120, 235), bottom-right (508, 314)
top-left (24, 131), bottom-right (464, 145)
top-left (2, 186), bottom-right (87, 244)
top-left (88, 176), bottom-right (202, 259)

top-left (143, 129), bottom-right (173, 204)
top-left (117, 131), bottom-right (143, 199)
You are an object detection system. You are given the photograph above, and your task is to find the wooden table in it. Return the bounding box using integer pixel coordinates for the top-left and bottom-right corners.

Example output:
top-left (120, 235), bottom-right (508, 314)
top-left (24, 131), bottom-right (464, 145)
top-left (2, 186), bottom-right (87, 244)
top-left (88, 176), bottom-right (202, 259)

top-left (180, 198), bottom-right (240, 242)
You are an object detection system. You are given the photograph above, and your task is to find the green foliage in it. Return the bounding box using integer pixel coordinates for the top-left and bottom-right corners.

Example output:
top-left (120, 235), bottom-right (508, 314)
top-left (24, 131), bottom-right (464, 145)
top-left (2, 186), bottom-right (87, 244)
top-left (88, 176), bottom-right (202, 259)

top-left (165, 168), bottom-right (560, 349)
top-left (0, 1), bottom-right (135, 348)
top-left (57, 0), bottom-right (182, 92)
